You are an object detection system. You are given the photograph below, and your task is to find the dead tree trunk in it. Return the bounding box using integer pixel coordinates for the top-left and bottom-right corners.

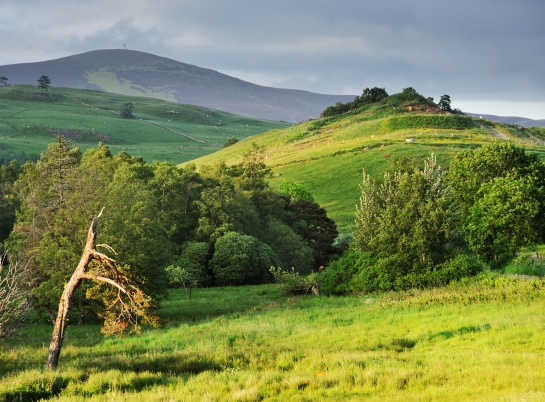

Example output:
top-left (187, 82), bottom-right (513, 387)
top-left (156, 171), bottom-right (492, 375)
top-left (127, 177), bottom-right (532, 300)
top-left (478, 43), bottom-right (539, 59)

top-left (45, 212), bottom-right (101, 370)
top-left (45, 210), bottom-right (160, 370)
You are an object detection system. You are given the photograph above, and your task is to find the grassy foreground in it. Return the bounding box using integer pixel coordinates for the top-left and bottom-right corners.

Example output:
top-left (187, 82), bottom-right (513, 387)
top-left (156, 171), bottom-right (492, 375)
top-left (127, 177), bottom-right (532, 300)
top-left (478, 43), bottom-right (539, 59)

top-left (1, 275), bottom-right (545, 401)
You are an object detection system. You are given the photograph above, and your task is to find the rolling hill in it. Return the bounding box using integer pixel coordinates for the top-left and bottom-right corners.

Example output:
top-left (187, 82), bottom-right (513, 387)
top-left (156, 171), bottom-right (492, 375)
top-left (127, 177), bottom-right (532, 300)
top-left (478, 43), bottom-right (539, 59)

top-left (466, 113), bottom-right (545, 128)
top-left (0, 85), bottom-right (290, 164)
top-left (183, 91), bottom-right (545, 233)
top-left (0, 49), bottom-right (355, 122)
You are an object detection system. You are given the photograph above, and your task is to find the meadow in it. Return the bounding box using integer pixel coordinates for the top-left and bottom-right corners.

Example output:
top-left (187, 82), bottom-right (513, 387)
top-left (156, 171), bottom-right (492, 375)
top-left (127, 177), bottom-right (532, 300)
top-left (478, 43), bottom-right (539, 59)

top-left (1, 274), bottom-right (545, 401)
top-left (0, 85), bottom-right (289, 164)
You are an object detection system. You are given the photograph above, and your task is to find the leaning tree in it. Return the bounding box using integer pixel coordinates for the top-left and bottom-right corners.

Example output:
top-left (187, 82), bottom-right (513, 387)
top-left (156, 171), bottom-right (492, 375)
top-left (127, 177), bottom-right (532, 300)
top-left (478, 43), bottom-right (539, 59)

top-left (45, 209), bottom-right (161, 370)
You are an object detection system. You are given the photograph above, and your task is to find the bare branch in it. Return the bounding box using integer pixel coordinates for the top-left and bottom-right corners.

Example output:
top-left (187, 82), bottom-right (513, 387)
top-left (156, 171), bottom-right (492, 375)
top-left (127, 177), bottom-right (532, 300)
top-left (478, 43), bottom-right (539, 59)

top-left (0, 252), bottom-right (31, 339)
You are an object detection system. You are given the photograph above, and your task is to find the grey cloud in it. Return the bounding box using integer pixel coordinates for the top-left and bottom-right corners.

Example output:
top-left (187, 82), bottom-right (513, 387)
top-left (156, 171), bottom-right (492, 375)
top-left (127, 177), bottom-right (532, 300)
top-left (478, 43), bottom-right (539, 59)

top-left (1, 0), bottom-right (544, 117)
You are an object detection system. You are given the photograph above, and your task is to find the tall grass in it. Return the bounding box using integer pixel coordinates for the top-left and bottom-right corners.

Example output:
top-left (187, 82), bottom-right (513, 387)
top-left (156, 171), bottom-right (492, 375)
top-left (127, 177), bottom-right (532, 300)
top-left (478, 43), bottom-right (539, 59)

top-left (2, 275), bottom-right (545, 401)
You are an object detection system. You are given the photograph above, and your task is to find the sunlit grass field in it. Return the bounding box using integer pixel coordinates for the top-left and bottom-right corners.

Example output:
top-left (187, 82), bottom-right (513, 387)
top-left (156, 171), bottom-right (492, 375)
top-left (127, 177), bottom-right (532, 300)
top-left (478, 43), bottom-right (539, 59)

top-left (2, 275), bottom-right (545, 401)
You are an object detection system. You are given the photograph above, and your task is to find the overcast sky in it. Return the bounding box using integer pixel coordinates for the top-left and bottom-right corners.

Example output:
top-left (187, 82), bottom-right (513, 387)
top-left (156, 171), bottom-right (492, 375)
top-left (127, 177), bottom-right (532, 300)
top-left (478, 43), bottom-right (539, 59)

top-left (2, 0), bottom-right (544, 119)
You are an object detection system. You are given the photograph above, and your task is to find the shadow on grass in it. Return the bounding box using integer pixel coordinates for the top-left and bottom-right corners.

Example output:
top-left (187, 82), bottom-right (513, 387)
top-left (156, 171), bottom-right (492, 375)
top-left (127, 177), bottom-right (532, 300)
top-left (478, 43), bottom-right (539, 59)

top-left (428, 323), bottom-right (491, 341)
top-left (74, 349), bottom-right (222, 376)
top-left (373, 338), bottom-right (418, 353)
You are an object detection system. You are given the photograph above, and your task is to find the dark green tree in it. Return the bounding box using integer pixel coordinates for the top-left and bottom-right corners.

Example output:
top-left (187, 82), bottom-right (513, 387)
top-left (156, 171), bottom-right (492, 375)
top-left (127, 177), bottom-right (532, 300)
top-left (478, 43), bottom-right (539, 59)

top-left (262, 217), bottom-right (314, 274)
top-left (288, 199), bottom-right (339, 268)
top-left (37, 75), bottom-right (51, 90)
top-left (438, 94), bottom-right (452, 112)
top-left (120, 102), bottom-right (134, 119)
top-left (0, 76), bottom-right (7, 86)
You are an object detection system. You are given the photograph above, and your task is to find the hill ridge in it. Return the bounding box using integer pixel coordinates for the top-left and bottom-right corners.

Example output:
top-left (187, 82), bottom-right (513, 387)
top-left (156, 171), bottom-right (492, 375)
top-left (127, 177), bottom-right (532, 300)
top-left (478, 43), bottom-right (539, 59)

top-left (0, 49), bottom-right (355, 122)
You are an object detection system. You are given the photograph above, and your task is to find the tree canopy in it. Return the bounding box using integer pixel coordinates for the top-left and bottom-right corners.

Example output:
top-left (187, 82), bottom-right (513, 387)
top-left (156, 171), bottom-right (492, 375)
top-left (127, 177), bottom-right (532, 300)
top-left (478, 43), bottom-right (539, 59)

top-left (449, 142), bottom-right (545, 265)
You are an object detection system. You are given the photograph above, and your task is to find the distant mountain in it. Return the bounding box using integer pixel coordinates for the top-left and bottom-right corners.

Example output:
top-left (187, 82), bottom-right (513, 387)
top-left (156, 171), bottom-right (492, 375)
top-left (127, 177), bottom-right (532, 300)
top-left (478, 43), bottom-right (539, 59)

top-left (0, 49), bottom-right (355, 122)
top-left (466, 113), bottom-right (545, 128)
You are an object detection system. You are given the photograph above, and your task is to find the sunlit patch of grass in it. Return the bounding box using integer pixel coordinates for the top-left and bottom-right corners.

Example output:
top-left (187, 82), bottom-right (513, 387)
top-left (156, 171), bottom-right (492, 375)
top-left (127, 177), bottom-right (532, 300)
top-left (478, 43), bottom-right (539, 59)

top-left (2, 277), bottom-right (545, 400)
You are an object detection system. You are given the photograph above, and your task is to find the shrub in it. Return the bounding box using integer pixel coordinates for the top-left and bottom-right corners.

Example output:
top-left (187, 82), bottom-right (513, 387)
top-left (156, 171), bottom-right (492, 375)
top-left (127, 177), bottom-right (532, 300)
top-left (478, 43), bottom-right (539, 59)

top-left (349, 253), bottom-right (485, 294)
top-left (270, 267), bottom-right (318, 296)
top-left (318, 249), bottom-right (376, 295)
top-left (504, 254), bottom-right (545, 277)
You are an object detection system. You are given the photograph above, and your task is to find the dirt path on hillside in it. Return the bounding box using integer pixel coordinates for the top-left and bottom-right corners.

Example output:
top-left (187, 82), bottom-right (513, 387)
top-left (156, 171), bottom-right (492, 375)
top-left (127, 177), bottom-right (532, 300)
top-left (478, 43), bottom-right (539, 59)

top-left (479, 123), bottom-right (509, 140)
top-left (53, 90), bottom-right (206, 144)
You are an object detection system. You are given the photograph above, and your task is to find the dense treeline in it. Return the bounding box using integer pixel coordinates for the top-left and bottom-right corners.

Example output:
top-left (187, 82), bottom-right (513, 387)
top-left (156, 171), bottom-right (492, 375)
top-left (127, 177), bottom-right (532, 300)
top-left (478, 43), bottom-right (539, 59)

top-left (2, 134), bottom-right (545, 335)
top-left (0, 137), bottom-right (338, 324)
top-left (318, 142), bottom-right (545, 295)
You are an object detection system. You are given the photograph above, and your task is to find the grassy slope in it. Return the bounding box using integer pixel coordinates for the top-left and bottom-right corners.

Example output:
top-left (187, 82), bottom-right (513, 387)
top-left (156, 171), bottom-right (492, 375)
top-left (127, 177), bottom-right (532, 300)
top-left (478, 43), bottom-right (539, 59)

top-left (1, 278), bottom-right (545, 401)
top-left (184, 95), bottom-right (545, 233)
top-left (0, 85), bottom-right (290, 164)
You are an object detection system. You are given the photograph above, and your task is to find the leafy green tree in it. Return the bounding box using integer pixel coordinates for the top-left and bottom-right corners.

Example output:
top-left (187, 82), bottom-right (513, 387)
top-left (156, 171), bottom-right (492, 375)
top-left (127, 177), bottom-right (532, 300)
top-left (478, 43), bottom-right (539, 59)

top-left (352, 154), bottom-right (468, 291)
top-left (210, 232), bottom-right (280, 286)
top-left (277, 180), bottom-right (315, 202)
top-left (8, 141), bottom-right (173, 322)
top-left (195, 177), bottom-right (247, 242)
top-left (120, 102), bottom-right (134, 119)
top-left (0, 76), bottom-right (7, 86)
top-left (37, 75), bottom-right (51, 90)
top-left (165, 260), bottom-right (205, 299)
top-left (438, 94), bottom-right (452, 112)
top-left (239, 143), bottom-right (271, 192)
top-left (360, 87), bottom-right (389, 104)
top-left (448, 142), bottom-right (545, 214)
top-left (448, 142), bottom-right (545, 265)
top-left (400, 87), bottom-right (419, 100)
top-left (150, 162), bottom-right (203, 245)
top-left (464, 176), bottom-right (542, 265)
top-left (100, 160), bottom-right (171, 299)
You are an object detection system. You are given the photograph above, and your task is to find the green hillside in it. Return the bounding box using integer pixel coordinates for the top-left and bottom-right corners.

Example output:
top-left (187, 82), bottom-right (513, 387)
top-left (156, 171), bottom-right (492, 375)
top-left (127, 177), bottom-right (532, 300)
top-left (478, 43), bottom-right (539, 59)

top-left (183, 91), bottom-right (545, 233)
top-left (0, 85), bottom-right (290, 164)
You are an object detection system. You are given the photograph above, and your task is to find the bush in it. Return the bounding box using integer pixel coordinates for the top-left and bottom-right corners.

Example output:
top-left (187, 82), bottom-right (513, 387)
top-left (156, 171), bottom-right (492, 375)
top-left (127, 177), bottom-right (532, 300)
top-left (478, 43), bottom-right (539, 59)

top-left (504, 254), bottom-right (545, 277)
top-left (270, 267), bottom-right (317, 296)
top-left (349, 253), bottom-right (485, 294)
top-left (318, 249), bottom-right (376, 295)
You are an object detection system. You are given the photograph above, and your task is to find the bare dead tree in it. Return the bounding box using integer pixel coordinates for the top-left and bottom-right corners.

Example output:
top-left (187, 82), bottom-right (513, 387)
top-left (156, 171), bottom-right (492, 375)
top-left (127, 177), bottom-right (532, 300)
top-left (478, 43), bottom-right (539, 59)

top-left (45, 209), bottom-right (161, 370)
top-left (0, 253), bottom-right (31, 339)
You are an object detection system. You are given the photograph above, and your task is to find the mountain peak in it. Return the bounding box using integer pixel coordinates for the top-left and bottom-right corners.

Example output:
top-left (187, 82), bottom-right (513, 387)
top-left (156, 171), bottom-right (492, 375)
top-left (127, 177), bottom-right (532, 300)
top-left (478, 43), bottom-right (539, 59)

top-left (0, 50), bottom-right (354, 122)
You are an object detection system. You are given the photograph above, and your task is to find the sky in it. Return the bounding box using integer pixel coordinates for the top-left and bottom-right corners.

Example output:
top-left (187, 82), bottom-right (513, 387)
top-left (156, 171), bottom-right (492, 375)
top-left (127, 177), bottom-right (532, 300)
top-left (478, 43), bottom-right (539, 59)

top-left (2, 0), bottom-right (544, 119)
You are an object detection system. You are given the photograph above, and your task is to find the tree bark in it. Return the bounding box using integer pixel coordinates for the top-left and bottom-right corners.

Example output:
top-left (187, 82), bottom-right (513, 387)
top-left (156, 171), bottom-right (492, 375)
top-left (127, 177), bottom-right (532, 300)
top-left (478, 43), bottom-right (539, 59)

top-left (45, 212), bottom-right (100, 370)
